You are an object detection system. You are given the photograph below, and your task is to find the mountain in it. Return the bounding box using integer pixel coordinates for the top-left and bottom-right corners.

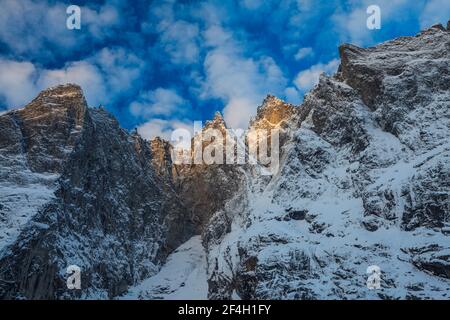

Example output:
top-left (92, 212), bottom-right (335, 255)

top-left (0, 23), bottom-right (449, 299)
top-left (0, 85), bottom-right (194, 298)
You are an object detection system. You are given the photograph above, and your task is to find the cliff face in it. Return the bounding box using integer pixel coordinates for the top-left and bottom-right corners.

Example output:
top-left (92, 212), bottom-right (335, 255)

top-left (0, 85), bottom-right (194, 299)
top-left (0, 23), bottom-right (449, 300)
top-left (201, 23), bottom-right (450, 300)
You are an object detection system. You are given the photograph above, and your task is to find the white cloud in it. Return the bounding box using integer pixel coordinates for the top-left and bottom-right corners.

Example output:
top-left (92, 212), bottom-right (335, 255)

top-left (222, 97), bottom-right (258, 130)
top-left (294, 47), bottom-right (313, 60)
top-left (0, 0), bottom-right (123, 58)
top-left (201, 25), bottom-right (287, 128)
top-left (332, 6), bottom-right (374, 46)
top-left (0, 59), bottom-right (105, 109)
top-left (0, 2), bottom-right (128, 107)
top-left (137, 118), bottom-right (193, 141)
top-left (241, 0), bottom-right (265, 10)
top-left (83, 4), bottom-right (122, 40)
top-left (0, 59), bottom-right (37, 108)
top-left (0, 46), bottom-right (145, 109)
top-left (158, 20), bottom-right (200, 64)
top-left (94, 48), bottom-right (144, 93)
top-left (130, 88), bottom-right (188, 118)
top-left (331, 0), bottom-right (410, 46)
top-left (144, 2), bottom-right (200, 65)
top-left (0, 0), bottom-right (74, 57)
top-left (294, 59), bottom-right (339, 92)
top-left (420, 0), bottom-right (450, 28)
top-left (203, 24), bottom-right (233, 48)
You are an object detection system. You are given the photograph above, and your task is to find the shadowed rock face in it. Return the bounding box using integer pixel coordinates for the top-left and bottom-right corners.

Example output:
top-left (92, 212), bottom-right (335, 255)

top-left (251, 95), bottom-right (297, 130)
top-left (0, 85), bottom-right (194, 299)
top-left (172, 112), bottom-right (245, 233)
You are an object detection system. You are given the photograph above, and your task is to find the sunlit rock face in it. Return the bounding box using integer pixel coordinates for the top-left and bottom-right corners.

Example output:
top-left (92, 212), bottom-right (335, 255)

top-left (203, 23), bottom-right (450, 300)
top-left (0, 84), bottom-right (194, 299)
top-left (0, 23), bottom-right (449, 300)
top-left (172, 112), bottom-right (245, 234)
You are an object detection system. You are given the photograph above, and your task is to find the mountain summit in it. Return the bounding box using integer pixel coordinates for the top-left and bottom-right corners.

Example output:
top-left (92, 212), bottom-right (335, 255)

top-left (0, 24), bottom-right (449, 299)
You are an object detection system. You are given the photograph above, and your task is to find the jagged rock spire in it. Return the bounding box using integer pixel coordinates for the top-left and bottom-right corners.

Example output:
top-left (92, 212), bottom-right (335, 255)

top-left (204, 111), bottom-right (227, 130)
top-left (25, 83), bottom-right (87, 121)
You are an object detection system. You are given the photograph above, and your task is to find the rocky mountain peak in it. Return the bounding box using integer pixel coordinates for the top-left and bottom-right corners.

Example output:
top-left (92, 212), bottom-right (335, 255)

top-left (150, 136), bottom-right (175, 180)
top-left (262, 93), bottom-right (284, 105)
top-left (0, 84), bottom-right (89, 173)
top-left (204, 111), bottom-right (226, 131)
top-left (337, 24), bottom-right (450, 111)
top-left (201, 24), bottom-right (450, 300)
top-left (0, 22), bottom-right (449, 301)
top-left (250, 94), bottom-right (297, 131)
top-left (36, 83), bottom-right (83, 97)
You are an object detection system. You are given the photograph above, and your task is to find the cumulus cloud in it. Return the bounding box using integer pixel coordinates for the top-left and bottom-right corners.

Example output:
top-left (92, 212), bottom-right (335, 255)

top-left (0, 0), bottom-right (73, 58)
top-left (130, 88), bottom-right (188, 118)
top-left (0, 59), bottom-right (37, 108)
top-left (241, 0), bottom-right (265, 10)
top-left (0, 39), bottom-right (145, 108)
top-left (82, 4), bottom-right (122, 40)
top-left (0, 0), bottom-right (124, 61)
top-left (294, 59), bottom-right (340, 92)
top-left (137, 118), bottom-right (193, 141)
top-left (93, 48), bottom-right (144, 94)
top-left (143, 1), bottom-right (201, 65)
top-left (294, 47), bottom-right (313, 60)
top-left (332, 6), bottom-right (374, 46)
top-left (0, 59), bottom-right (106, 108)
top-left (0, 46), bottom-right (144, 109)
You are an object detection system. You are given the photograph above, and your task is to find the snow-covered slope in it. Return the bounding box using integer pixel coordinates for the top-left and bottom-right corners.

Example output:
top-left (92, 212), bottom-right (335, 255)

top-left (201, 23), bottom-right (450, 299)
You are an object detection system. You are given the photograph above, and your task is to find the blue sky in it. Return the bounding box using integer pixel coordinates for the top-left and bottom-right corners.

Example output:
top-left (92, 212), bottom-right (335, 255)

top-left (0, 0), bottom-right (449, 139)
